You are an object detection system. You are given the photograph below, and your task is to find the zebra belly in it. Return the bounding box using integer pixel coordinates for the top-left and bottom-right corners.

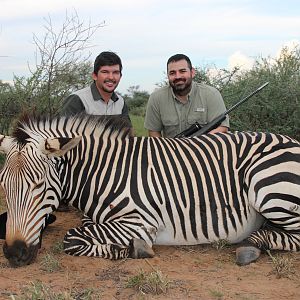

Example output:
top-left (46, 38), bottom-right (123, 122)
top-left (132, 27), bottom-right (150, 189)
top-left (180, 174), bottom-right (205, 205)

top-left (154, 210), bottom-right (264, 246)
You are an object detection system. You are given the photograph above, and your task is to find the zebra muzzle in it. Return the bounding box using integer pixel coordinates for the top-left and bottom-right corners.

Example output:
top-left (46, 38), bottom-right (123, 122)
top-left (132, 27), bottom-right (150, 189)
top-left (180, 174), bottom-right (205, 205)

top-left (3, 240), bottom-right (39, 267)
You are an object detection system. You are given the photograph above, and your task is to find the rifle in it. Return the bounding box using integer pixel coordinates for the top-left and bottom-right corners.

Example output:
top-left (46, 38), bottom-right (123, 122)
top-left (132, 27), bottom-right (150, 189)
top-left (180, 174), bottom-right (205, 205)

top-left (174, 82), bottom-right (269, 138)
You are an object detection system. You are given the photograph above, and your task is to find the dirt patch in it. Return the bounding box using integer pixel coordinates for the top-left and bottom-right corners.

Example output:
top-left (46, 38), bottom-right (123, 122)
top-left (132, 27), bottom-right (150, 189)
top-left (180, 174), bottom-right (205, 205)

top-left (0, 208), bottom-right (300, 299)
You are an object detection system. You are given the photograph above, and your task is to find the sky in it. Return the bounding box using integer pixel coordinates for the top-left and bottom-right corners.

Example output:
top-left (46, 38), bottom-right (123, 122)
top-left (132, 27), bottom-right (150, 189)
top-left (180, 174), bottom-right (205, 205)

top-left (0, 0), bottom-right (299, 94)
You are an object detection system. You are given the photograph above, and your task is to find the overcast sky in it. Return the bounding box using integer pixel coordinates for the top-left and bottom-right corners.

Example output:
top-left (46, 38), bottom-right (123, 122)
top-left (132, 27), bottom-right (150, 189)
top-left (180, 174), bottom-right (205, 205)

top-left (0, 0), bottom-right (299, 94)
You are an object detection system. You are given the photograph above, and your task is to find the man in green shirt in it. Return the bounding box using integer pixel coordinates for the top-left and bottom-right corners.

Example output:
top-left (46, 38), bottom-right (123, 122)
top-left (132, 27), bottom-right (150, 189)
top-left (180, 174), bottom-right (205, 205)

top-left (144, 54), bottom-right (229, 137)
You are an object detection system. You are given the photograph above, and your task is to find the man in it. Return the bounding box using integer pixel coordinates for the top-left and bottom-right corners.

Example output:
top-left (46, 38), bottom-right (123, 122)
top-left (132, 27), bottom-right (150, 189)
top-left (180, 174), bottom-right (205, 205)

top-left (144, 54), bottom-right (229, 137)
top-left (62, 51), bottom-right (131, 125)
top-left (59, 51), bottom-right (131, 212)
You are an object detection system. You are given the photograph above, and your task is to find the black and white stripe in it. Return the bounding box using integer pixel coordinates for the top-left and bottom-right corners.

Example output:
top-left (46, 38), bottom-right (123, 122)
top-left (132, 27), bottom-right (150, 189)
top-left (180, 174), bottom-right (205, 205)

top-left (0, 115), bottom-right (299, 265)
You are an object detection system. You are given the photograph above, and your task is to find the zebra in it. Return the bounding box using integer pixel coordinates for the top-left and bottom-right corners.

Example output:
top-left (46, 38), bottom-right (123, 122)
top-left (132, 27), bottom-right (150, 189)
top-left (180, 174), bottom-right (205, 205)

top-left (0, 114), bottom-right (299, 267)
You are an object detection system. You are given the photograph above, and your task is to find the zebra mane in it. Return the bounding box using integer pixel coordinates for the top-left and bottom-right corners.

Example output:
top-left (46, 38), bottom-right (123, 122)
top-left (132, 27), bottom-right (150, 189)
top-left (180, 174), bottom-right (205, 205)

top-left (12, 113), bottom-right (132, 144)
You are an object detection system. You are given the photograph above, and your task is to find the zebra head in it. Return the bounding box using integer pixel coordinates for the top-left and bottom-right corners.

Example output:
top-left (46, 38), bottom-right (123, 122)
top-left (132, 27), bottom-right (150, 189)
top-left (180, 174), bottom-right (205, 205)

top-left (0, 133), bottom-right (81, 267)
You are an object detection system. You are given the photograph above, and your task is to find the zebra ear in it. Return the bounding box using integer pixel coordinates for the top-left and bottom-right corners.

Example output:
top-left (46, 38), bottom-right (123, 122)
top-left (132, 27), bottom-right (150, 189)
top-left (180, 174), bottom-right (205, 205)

top-left (0, 135), bottom-right (14, 154)
top-left (41, 136), bottom-right (82, 157)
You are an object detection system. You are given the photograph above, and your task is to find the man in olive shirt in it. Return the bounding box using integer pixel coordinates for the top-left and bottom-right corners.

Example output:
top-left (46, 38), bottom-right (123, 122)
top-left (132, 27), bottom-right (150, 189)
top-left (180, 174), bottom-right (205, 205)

top-left (144, 54), bottom-right (229, 137)
top-left (62, 51), bottom-right (131, 125)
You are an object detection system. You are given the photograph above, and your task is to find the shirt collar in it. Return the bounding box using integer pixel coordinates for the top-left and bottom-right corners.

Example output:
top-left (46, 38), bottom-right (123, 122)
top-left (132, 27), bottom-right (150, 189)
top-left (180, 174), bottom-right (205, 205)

top-left (91, 82), bottom-right (119, 102)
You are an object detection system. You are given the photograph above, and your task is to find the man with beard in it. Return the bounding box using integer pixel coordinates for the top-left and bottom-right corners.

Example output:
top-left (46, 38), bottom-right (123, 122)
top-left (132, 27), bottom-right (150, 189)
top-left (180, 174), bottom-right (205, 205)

top-left (62, 51), bottom-right (131, 125)
top-left (144, 54), bottom-right (229, 137)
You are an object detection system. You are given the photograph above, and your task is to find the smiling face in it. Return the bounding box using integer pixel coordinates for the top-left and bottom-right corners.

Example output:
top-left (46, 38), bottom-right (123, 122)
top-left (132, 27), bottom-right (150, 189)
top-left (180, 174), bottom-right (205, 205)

top-left (92, 64), bottom-right (122, 96)
top-left (167, 59), bottom-right (195, 96)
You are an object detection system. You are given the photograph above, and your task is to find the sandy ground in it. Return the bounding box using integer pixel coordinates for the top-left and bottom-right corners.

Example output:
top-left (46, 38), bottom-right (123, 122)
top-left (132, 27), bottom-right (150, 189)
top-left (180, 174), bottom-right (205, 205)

top-left (0, 207), bottom-right (300, 300)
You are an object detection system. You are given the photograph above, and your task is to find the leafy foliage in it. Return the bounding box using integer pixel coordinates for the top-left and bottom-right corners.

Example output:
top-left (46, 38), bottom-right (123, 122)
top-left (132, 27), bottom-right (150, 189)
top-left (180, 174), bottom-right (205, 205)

top-left (192, 47), bottom-right (300, 140)
top-left (123, 85), bottom-right (149, 117)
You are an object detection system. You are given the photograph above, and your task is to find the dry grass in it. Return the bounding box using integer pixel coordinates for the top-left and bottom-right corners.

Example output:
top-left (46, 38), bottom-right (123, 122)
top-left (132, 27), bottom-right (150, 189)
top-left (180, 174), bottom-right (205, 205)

top-left (40, 252), bottom-right (62, 273)
top-left (211, 239), bottom-right (230, 251)
top-left (267, 250), bottom-right (296, 279)
top-left (125, 268), bottom-right (171, 295)
top-left (209, 288), bottom-right (224, 300)
top-left (10, 281), bottom-right (100, 300)
top-left (50, 241), bottom-right (65, 254)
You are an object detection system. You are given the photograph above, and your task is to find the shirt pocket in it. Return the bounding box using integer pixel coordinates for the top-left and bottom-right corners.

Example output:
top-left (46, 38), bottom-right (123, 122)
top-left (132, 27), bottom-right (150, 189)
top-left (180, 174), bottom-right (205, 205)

top-left (187, 108), bottom-right (207, 126)
top-left (162, 116), bottom-right (179, 137)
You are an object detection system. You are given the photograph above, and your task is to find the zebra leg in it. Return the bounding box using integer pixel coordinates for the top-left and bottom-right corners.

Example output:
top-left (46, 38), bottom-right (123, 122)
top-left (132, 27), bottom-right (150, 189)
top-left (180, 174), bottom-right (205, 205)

top-left (129, 238), bottom-right (155, 259)
top-left (63, 223), bottom-right (155, 259)
top-left (78, 216), bottom-right (155, 259)
top-left (236, 168), bottom-right (300, 266)
top-left (237, 224), bottom-right (300, 266)
top-left (236, 210), bottom-right (300, 265)
top-left (81, 214), bottom-right (95, 226)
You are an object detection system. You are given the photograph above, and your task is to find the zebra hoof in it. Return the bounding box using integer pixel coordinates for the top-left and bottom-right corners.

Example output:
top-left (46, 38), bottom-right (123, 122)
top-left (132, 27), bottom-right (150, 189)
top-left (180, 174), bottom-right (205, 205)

top-left (129, 238), bottom-right (155, 259)
top-left (236, 246), bottom-right (261, 266)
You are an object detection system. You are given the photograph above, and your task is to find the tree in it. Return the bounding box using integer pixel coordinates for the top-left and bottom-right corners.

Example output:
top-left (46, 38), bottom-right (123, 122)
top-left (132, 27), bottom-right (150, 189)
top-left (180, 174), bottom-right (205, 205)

top-left (0, 11), bottom-right (105, 133)
top-left (29, 11), bottom-right (105, 115)
top-left (0, 81), bottom-right (18, 134)
top-left (123, 85), bottom-right (149, 116)
top-left (3, 11), bottom-right (104, 119)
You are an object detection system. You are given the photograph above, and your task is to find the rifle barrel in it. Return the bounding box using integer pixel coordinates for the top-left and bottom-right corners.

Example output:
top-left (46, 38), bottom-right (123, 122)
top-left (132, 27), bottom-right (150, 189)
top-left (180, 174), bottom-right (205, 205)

top-left (190, 82), bottom-right (269, 137)
top-left (226, 82), bottom-right (269, 114)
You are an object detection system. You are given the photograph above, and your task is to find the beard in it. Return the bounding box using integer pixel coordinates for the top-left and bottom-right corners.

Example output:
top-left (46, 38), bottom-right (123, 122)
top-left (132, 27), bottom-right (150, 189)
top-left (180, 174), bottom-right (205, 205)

top-left (170, 77), bottom-right (193, 96)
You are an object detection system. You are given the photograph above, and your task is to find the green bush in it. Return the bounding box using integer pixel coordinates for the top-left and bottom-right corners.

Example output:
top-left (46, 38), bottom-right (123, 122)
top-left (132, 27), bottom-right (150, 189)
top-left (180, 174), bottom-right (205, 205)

top-left (0, 46), bottom-right (299, 141)
top-left (178, 47), bottom-right (300, 140)
top-left (124, 85), bottom-right (149, 117)
top-left (220, 47), bottom-right (300, 140)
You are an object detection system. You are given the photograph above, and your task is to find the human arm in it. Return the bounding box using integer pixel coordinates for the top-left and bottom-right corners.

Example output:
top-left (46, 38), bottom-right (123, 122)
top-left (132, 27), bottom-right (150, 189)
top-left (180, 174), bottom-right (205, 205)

top-left (148, 130), bottom-right (162, 137)
top-left (61, 94), bottom-right (85, 116)
top-left (121, 101), bottom-right (132, 127)
top-left (144, 93), bottom-right (163, 137)
top-left (209, 126), bottom-right (228, 134)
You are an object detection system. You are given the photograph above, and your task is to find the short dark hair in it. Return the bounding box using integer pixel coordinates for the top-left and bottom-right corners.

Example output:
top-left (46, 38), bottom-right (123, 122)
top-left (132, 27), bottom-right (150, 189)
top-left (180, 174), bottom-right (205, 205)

top-left (167, 54), bottom-right (192, 70)
top-left (93, 51), bottom-right (123, 74)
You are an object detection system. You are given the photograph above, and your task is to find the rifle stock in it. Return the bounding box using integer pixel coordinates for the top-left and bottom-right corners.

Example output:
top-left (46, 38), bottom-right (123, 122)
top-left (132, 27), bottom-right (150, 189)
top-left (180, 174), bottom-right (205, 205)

top-left (192, 114), bottom-right (226, 136)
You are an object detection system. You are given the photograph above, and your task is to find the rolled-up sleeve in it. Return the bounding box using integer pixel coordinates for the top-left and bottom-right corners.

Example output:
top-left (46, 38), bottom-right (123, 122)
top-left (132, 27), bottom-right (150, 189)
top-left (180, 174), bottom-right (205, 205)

top-left (144, 94), bottom-right (162, 132)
